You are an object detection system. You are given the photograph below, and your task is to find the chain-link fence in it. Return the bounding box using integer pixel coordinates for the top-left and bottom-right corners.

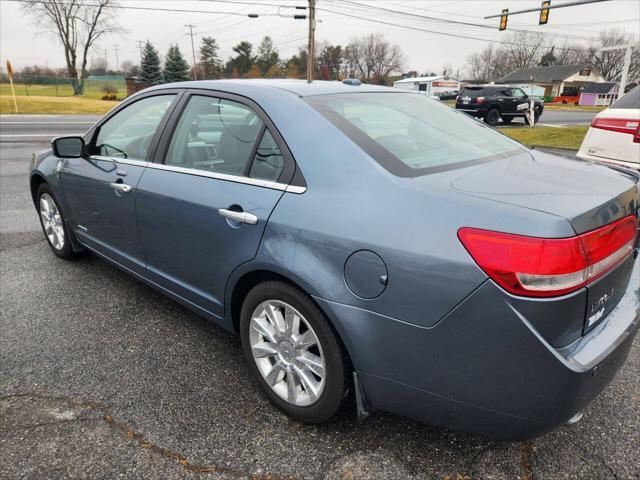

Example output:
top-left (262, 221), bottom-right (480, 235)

top-left (0, 75), bottom-right (127, 100)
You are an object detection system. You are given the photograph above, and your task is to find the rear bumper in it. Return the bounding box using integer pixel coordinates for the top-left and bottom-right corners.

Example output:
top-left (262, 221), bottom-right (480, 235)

top-left (316, 255), bottom-right (640, 440)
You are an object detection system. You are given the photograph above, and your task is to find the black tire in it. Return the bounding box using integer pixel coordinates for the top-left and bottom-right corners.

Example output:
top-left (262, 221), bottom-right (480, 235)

top-left (240, 281), bottom-right (350, 424)
top-left (524, 107), bottom-right (542, 125)
top-left (36, 183), bottom-right (75, 259)
top-left (500, 115), bottom-right (514, 124)
top-left (484, 108), bottom-right (500, 126)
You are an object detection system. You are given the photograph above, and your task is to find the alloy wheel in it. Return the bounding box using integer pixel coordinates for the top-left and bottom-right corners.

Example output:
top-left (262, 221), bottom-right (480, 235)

top-left (249, 300), bottom-right (326, 407)
top-left (39, 193), bottom-right (65, 251)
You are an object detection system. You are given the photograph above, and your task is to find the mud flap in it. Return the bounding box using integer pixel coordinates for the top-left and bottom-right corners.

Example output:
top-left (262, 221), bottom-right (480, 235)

top-left (353, 371), bottom-right (371, 422)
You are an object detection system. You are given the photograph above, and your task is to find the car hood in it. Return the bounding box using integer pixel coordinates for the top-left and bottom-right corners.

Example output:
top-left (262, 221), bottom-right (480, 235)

top-left (435, 149), bottom-right (639, 234)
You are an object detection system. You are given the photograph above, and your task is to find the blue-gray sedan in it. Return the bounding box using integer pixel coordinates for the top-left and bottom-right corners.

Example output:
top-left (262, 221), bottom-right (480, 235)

top-left (29, 80), bottom-right (640, 440)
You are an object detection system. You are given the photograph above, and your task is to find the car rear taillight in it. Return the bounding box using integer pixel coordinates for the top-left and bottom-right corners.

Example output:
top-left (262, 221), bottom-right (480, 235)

top-left (458, 215), bottom-right (638, 298)
top-left (476, 96), bottom-right (485, 105)
top-left (591, 117), bottom-right (640, 143)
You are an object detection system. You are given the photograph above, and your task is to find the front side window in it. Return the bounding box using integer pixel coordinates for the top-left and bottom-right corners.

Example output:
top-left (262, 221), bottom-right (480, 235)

top-left (95, 95), bottom-right (175, 160)
top-left (511, 88), bottom-right (526, 98)
top-left (306, 92), bottom-right (526, 177)
top-left (165, 95), bottom-right (275, 178)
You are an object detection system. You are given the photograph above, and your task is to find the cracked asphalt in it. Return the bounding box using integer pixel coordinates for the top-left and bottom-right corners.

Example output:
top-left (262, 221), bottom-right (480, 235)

top-left (1, 141), bottom-right (639, 480)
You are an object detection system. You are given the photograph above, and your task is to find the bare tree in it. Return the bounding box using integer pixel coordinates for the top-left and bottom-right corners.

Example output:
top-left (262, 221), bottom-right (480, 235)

top-left (22, 0), bottom-right (120, 95)
top-left (581, 29), bottom-right (640, 81)
top-left (344, 34), bottom-right (405, 84)
top-left (505, 32), bottom-right (549, 70)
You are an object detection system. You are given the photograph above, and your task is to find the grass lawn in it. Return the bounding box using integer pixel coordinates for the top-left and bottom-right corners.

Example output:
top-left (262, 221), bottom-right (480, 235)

top-left (1, 80), bottom-right (127, 100)
top-left (0, 95), bottom-right (119, 115)
top-left (498, 125), bottom-right (589, 150)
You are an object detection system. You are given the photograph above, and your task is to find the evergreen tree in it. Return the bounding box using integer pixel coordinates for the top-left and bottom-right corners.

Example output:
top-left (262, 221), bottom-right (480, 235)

top-left (200, 36), bottom-right (221, 79)
top-left (139, 40), bottom-right (162, 84)
top-left (163, 45), bottom-right (191, 83)
top-left (225, 41), bottom-right (255, 77)
top-left (257, 36), bottom-right (279, 76)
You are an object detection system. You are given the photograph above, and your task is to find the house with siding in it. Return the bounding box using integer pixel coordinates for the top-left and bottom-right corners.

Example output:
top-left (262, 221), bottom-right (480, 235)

top-left (498, 64), bottom-right (605, 97)
top-left (578, 82), bottom-right (619, 106)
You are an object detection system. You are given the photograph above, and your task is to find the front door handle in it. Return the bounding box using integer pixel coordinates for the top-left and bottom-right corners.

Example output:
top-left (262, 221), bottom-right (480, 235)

top-left (218, 208), bottom-right (258, 225)
top-left (110, 182), bottom-right (132, 193)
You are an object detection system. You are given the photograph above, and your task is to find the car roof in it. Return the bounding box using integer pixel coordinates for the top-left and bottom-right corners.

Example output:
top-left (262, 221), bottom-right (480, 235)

top-left (144, 79), bottom-right (401, 97)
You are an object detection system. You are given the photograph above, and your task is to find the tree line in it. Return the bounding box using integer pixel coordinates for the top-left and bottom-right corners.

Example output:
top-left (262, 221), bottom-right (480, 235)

top-left (466, 30), bottom-right (640, 83)
top-left (134, 33), bottom-right (405, 85)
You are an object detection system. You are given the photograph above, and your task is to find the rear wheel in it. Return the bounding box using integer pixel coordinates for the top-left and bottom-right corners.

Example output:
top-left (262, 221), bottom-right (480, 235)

top-left (37, 183), bottom-right (74, 259)
top-left (240, 281), bottom-right (349, 423)
top-left (484, 108), bottom-right (500, 126)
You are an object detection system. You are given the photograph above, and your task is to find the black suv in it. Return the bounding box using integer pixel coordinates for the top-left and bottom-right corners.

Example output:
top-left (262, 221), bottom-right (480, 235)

top-left (455, 85), bottom-right (544, 126)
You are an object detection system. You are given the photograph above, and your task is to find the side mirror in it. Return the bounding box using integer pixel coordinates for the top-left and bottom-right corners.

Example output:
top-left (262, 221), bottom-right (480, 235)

top-left (52, 136), bottom-right (85, 158)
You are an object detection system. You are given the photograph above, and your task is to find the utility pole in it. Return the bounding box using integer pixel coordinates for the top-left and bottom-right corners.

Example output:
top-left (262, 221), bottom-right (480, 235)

top-left (306, 0), bottom-right (316, 83)
top-left (113, 44), bottom-right (120, 74)
top-left (103, 48), bottom-right (109, 73)
top-left (137, 40), bottom-right (144, 62)
top-left (185, 24), bottom-right (198, 80)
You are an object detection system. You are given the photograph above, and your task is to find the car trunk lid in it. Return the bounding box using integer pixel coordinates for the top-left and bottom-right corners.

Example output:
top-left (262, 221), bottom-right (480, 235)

top-left (442, 150), bottom-right (639, 344)
top-left (447, 149), bottom-right (639, 234)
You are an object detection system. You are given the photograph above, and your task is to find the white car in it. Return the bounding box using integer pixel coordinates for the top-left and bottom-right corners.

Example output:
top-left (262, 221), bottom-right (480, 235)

top-left (578, 86), bottom-right (639, 170)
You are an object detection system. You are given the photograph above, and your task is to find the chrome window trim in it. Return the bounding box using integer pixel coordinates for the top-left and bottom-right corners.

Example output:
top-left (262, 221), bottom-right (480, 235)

top-left (89, 155), bottom-right (149, 167)
top-left (146, 162), bottom-right (306, 194)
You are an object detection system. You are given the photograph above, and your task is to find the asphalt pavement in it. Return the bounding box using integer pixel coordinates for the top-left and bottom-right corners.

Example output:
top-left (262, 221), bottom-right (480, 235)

top-left (1, 119), bottom-right (638, 479)
top-left (0, 108), bottom-right (597, 143)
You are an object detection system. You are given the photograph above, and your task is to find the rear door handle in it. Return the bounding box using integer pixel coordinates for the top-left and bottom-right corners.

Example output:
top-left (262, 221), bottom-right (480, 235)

top-left (110, 182), bottom-right (132, 193)
top-left (218, 208), bottom-right (258, 225)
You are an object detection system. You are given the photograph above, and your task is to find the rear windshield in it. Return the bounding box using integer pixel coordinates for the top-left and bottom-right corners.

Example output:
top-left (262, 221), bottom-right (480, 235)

top-left (459, 87), bottom-right (495, 98)
top-left (611, 86), bottom-right (640, 109)
top-left (305, 92), bottom-right (524, 177)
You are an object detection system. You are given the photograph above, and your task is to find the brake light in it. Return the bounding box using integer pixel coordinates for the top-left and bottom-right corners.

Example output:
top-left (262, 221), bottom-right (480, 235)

top-left (476, 96), bottom-right (485, 105)
top-left (458, 215), bottom-right (638, 297)
top-left (591, 116), bottom-right (640, 142)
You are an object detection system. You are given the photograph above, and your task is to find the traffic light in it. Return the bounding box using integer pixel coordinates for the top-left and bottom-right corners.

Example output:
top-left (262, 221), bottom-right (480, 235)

top-left (499, 9), bottom-right (508, 31)
top-left (539, 1), bottom-right (551, 25)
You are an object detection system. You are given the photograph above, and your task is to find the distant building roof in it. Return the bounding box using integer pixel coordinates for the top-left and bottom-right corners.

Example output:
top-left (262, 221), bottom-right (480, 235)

top-left (394, 75), bottom-right (459, 84)
top-left (499, 64), bottom-right (594, 83)
top-left (581, 82), bottom-right (617, 94)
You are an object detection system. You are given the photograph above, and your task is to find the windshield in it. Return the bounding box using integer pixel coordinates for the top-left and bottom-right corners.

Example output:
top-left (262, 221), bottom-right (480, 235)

top-left (306, 92), bottom-right (525, 177)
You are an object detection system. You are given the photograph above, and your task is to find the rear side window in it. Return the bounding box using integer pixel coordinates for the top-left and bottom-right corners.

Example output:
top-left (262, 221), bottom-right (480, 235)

top-left (611, 86), bottom-right (640, 109)
top-left (165, 95), bottom-right (270, 178)
top-left (306, 92), bottom-right (525, 177)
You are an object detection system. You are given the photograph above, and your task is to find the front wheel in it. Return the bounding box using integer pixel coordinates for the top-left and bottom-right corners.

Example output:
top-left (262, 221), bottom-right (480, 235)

top-left (37, 183), bottom-right (75, 259)
top-left (240, 281), bottom-right (350, 423)
top-left (524, 108), bottom-right (541, 125)
top-left (483, 108), bottom-right (500, 126)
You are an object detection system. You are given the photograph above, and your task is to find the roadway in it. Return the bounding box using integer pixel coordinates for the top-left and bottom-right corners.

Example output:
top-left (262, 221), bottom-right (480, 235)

top-left (0, 109), bottom-right (598, 144)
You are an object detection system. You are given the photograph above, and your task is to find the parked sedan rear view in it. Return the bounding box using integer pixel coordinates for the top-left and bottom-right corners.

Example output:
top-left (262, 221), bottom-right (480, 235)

top-left (578, 85), bottom-right (640, 170)
top-left (30, 79), bottom-right (639, 440)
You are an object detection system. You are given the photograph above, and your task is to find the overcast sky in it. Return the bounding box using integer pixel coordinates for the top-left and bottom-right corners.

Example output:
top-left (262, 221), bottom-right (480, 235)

top-left (1, 0), bottom-right (638, 75)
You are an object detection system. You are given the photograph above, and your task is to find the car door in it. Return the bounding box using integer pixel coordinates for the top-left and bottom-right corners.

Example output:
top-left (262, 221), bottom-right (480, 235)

top-left (511, 88), bottom-right (529, 114)
top-left (59, 92), bottom-right (179, 271)
top-left (497, 88), bottom-right (515, 115)
top-left (135, 91), bottom-right (297, 318)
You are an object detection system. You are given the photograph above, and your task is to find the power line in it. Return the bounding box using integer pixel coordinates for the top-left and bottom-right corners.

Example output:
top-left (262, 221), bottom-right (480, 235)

top-left (331, 0), bottom-right (601, 41)
top-left (318, 5), bottom-right (594, 52)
